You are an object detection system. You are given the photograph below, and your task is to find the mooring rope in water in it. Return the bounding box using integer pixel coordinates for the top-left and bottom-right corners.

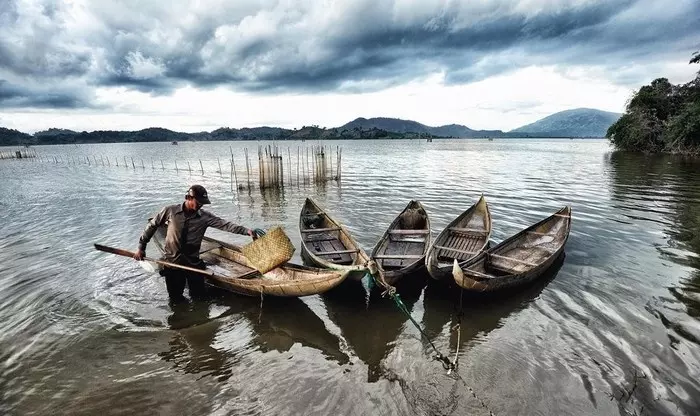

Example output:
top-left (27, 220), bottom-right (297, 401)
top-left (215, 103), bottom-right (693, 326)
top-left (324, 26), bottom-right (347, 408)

top-left (450, 277), bottom-right (495, 416)
top-left (364, 262), bottom-right (454, 370)
top-left (450, 277), bottom-right (466, 371)
top-left (455, 374), bottom-right (496, 416)
top-left (366, 260), bottom-right (496, 416)
top-left (386, 283), bottom-right (454, 370)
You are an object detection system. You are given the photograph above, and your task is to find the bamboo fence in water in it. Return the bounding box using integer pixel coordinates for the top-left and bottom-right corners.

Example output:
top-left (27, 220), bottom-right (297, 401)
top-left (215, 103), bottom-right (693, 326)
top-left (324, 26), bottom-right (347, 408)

top-left (15, 144), bottom-right (342, 193)
top-left (0, 148), bottom-right (38, 159)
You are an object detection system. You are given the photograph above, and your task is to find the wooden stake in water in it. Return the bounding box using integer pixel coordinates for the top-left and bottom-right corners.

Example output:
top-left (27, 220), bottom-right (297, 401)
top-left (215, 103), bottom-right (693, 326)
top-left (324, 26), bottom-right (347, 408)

top-left (278, 146), bottom-right (283, 187)
top-left (231, 158), bottom-right (239, 192)
top-left (297, 147), bottom-right (300, 186)
top-left (244, 148), bottom-right (251, 189)
top-left (305, 147), bottom-right (309, 184)
top-left (131, 157), bottom-right (136, 169)
top-left (175, 160), bottom-right (178, 172)
top-left (258, 146), bottom-right (264, 189)
top-left (313, 146), bottom-right (318, 183)
top-left (217, 157), bottom-right (222, 175)
top-left (199, 159), bottom-right (204, 175)
top-left (276, 145), bottom-right (280, 188)
top-left (187, 161), bottom-right (192, 173)
top-left (161, 159), bottom-right (164, 170)
top-left (288, 147), bottom-right (292, 187)
top-left (272, 145), bottom-right (276, 188)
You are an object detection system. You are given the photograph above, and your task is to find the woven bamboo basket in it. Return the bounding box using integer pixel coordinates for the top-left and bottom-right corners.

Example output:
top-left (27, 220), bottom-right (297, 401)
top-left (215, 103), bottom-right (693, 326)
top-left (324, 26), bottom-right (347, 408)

top-left (241, 226), bottom-right (296, 273)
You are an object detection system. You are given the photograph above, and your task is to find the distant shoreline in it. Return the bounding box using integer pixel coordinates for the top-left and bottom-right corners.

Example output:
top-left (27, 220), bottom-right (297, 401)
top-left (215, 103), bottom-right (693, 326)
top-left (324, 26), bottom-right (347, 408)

top-left (1, 109), bottom-right (619, 146)
top-left (0, 136), bottom-right (608, 148)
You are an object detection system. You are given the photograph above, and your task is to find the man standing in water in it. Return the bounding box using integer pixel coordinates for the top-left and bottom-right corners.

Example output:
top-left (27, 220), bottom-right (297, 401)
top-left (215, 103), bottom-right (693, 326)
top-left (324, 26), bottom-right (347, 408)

top-left (134, 184), bottom-right (261, 303)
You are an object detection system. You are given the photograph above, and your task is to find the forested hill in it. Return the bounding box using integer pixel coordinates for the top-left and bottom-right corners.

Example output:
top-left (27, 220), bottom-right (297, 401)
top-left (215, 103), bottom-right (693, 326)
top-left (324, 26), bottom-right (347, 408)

top-left (607, 53), bottom-right (700, 153)
top-left (337, 117), bottom-right (497, 137)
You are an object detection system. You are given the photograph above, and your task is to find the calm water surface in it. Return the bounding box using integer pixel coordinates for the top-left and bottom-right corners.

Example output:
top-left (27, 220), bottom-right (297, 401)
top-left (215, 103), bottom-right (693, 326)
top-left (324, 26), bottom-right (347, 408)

top-left (1, 139), bottom-right (699, 415)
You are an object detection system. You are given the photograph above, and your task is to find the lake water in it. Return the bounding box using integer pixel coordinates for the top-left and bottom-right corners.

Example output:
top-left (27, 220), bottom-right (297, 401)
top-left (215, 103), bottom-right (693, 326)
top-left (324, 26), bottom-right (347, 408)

top-left (1, 139), bottom-right (699, 415)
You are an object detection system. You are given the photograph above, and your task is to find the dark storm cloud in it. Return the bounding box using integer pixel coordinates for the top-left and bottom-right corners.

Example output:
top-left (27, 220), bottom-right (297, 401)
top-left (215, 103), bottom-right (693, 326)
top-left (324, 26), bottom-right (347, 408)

top-left (0, 80), bottom-right (92, 108)
top-left (0, 0), bottom-right (699, 109)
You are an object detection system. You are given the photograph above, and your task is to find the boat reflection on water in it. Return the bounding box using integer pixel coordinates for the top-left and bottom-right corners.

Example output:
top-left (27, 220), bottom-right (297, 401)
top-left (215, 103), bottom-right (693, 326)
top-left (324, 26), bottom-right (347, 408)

top-left (422, 254), bottom-right (565, 354)
top-left (321, 273), bottom-right (428, 382)
top-left (159, 290), bottom-right (349, 381)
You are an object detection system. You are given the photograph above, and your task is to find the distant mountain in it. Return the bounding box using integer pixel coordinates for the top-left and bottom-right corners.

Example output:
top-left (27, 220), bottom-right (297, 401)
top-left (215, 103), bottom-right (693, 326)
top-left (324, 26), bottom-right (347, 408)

top-left (337, 117), bottom-right (499, 138)
top-left (0, 108), bottom-right (623, 146)
top-left (509, 108), bottom-right (621, 137)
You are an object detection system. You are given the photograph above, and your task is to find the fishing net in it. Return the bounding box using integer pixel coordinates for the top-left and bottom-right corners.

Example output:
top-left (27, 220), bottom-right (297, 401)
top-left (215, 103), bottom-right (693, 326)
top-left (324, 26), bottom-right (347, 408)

top-left (241, 226), bottom-right (295, 273)
top-left (302, 213), bottom-right (325, 228)
top-left (399, 208), bottom-right (427, 229)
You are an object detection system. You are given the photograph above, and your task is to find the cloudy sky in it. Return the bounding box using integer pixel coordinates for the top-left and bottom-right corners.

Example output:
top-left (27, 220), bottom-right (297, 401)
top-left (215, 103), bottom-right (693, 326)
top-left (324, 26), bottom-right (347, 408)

top-left (1, 0), bottom-right (698, 133)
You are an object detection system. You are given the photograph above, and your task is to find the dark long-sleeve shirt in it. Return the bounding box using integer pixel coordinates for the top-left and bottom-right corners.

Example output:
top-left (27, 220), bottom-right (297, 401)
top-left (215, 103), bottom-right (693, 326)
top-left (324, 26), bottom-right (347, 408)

top-left (139, 203), bottom-right (249, 266)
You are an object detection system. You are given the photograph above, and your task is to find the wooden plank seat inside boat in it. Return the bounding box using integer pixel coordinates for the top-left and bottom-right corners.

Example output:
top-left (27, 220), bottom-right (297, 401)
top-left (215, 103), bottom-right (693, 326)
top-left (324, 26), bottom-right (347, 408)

top-left (373, 254), bottom-right (424, 259)
top-left (301, 227), bottom-right (342, 233)
top-left (437, 229), bottom-right (487, 263)
top-left (198, 240), bottom-right (259, 277)
top-left (487, 246), bottom-right (555, 274)
top-left (380, 229), bottom-right (427, 268)
top-left (303, 228), bottom-right (354, 265)
top-left (389, 229), bottom-right (428, 244)
top-left (448, 227), bottom-right (490, 235)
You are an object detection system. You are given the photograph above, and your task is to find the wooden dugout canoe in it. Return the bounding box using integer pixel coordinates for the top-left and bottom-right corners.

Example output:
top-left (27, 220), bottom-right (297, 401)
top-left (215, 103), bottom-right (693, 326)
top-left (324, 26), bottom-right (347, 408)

top-left (152, 226), bottom-right (348, 297)
top-left (425, 195), bottom-right (491, 281)
top-left (453, 206), bottom-right (571, 293)
top-left (299, 198), bottom-right (370, 281)
top-left (371, 200), bottom-right (431, 286)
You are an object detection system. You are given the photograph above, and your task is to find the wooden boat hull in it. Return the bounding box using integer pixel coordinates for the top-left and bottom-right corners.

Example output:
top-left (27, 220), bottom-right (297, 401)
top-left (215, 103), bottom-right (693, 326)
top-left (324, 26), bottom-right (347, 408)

top-left (153, 226), bottom-right (348, 297)
top-left (371, 200), bottom-right (431, 286)
top-left (426, 195), bottom-right (491, 281)
top-left (299, 198), bottom-right (370, 281)
top-left (453, 206), bottom-right (571, 293)
top-left (204, 259), bottom-right (349, 297)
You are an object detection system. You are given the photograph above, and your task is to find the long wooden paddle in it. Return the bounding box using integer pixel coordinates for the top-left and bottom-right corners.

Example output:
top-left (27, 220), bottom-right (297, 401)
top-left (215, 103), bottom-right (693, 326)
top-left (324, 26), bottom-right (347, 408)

top-left (94, 244), bottom-right (215, 277)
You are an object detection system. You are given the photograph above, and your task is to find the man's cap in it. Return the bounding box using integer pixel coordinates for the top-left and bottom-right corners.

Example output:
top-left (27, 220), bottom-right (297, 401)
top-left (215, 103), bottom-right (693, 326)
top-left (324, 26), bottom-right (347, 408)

top-left (187, 184), bottom-right (211, 204)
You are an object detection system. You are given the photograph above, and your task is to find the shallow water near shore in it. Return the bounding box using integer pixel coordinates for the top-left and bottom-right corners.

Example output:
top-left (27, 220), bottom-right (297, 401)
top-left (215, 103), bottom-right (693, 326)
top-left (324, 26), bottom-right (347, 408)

top-left (1, 138), bottom-right (699, 415)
